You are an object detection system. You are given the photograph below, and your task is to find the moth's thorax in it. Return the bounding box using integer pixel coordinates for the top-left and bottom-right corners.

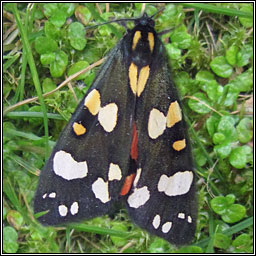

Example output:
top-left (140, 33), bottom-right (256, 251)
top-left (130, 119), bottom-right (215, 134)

top-left (130, 28), bottom-right (156, 67)
top-left (126, 23), bottom-right (157, 98)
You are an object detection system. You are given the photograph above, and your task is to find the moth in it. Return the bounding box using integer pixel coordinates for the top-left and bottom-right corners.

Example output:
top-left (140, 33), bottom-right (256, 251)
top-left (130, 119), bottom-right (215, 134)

top-left (34, 13), bottom-right (197, 245)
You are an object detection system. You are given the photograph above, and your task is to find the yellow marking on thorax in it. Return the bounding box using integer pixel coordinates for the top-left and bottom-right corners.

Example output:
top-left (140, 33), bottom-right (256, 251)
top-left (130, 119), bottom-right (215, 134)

top-left (148, 32), bottom-right (154, 52)
top-left (73, 122), bottom-right (86, 136)
top-left (132, 31), bottom-right (141, 50)
top-left (166, 101), bottom-right (182, 128)
top-left (172, 139), bottom-right (186, 151)
top-left (84, 89), bottom-right (101, 115)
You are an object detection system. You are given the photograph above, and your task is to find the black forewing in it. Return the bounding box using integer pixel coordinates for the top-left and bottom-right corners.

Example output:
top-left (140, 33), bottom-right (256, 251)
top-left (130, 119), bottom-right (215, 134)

top-left (34, 41), bottom-right (136, 225)
top-left (126, 32), bottom-right (197, 244)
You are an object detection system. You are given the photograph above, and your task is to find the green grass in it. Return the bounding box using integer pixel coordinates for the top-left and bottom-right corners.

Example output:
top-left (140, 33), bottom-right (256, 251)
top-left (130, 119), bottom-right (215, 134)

top-left (3, 3), bottom-right (253, 253)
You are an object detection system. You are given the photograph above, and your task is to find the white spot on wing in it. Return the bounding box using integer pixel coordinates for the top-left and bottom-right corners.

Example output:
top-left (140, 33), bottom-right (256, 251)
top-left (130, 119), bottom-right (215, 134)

top-left (70, 201), bottom-right (79, 215)
top-left (42, 193), bottom-right (47, 199)
top-left (133, 168), bottom-right (142, 188)
top-left (178, 212), bottom-right (185, 219)
top-left (158, 171), bottom-right (193, 196)
top-left (98, 103), bottom-right (118, 132)
top-left (148, 108), bottom-right (166, 139)
top-left (58, 204), bottom-right (68, 217)
top-left (92, 178), bottom-right (110, 203)
top-left (49, 192), bottom-right (56, 198)
top-left (162, 221), bottom-right (172, 233)
top-left (108, 163), bottom-right (122, 181)
top-left (127, 186), bottom-right (150, 208)
top-left (152, 214), bottom-right (161, 229)
top-left (188, 215), bottom-right (192, 223)
top-left (53, 151), bottom-right (88, 181)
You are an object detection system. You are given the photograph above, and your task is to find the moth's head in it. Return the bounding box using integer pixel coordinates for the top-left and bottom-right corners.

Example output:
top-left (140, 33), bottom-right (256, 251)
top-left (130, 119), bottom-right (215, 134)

top-left (133, 13), bottom-right (155, 33)
top-left (134, 13), bottom-right (155, 28)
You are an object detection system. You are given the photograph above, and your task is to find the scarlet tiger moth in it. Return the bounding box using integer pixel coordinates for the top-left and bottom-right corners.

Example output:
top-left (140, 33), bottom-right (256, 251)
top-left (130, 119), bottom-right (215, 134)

top-left (34, 8), bottom-right (197, 245)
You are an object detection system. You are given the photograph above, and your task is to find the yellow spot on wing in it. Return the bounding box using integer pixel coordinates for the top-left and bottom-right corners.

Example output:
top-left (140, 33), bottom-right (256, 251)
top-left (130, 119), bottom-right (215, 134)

top-left (84, 89), bottom-right (101, 115)
top-left (132, 31), bottom-right (141, 50)
top-left (73, 122), bottom-right (86, 136)
top-left (137, 65), bottom-right (150, 97)
top-left (173, 139), bottom-right (186, 151)
top-left (129, 62), bottom-right (138, 95)
top-left (148, 32), bottom-right (154, 52)
top-left (166, 101), bottom-right (182, 128)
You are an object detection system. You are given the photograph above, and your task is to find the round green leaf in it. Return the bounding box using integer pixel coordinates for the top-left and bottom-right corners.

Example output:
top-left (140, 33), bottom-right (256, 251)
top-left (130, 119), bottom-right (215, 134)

top-left (67, 61), bottom-right (89, 80)
top-left (213, 132), bottom-right (225, 144)
top-left (222, 204), bottom-right (246, 223)
top-left (50, 50), bottom-right (68, 77)
top-left (68, 22), bottom-right (86, 50)
top-left (228, 69), bottom-right (252, 93)
top-left (34, 36), bottom-right (58, 54)
top-left (226, 45), bottom-right (238, 66)
top-left (229, 146), bottom-right (249, 169)
top-left (237, 118), bottom-right (253, 143)
top-left (6, 210), bottom-right (24, 230)
top-left (60, 3), bottom-right (75, 16)
top-left (68, 22), bottom-right (85, 38)
top-left (40, 52), bottom-right (55, 65)
top-left (214, 233), bottom-right (231, 250)
top-left (49, 9), bottom-right (67, 27)
top-left (217, 116), bottom-right (237, 142)
top-left (214, 142), bottom-right (232, 159)
top-left (226, 194), bottom-right (236, 205)
top-left (70, 39), bottom-right (86, 51)
top-left (45, 21), bottom-right (60, 40)
top-left (210, 56), bottom-right (233, 78)
top-left (237, 45), bottom-right (253, 67)
top-left (42, 78), bottom-right (56, 93)
top-left (165, 43), bottom-right (181, 60)
top-left (195, 70), bottom-right (215, 83)
top-left (232, 234), bottom-right (252, 253)
top-left (43, 3), bottom-right (58, 16)
top-left (205, 80), bottom-right (223, 102)
top-left (3, 226), bottom-right (18, 253)
top-left (223, 84), bottom-right (239, 107)
top-left (188, 92), bottom-right (211, 114)
top-left (210, 196), bottom-right (227, 215)
top-left (74, 5), bottom-right (92, 25)
top-left (170, 26), bottom-right (192, 49)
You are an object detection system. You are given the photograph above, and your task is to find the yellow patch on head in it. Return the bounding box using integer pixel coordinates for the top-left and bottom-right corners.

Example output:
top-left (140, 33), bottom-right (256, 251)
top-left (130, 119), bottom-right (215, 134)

top-left (173, 139), bottom-right (186, 151)
top-left (148, 32), bottom-right (154, 52)
top-left (166, 101), bottom-right (182, 128)
top-left (137, 65), bottom-right (150, 97)
top-left (129, 62), bottom-right (138, 95)
top-left (73, 122), bottom-right (86, 136)
top-left (84, 89), bottom-right (101, 115)
top-left (132, 31), bottom-right (141, 50)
